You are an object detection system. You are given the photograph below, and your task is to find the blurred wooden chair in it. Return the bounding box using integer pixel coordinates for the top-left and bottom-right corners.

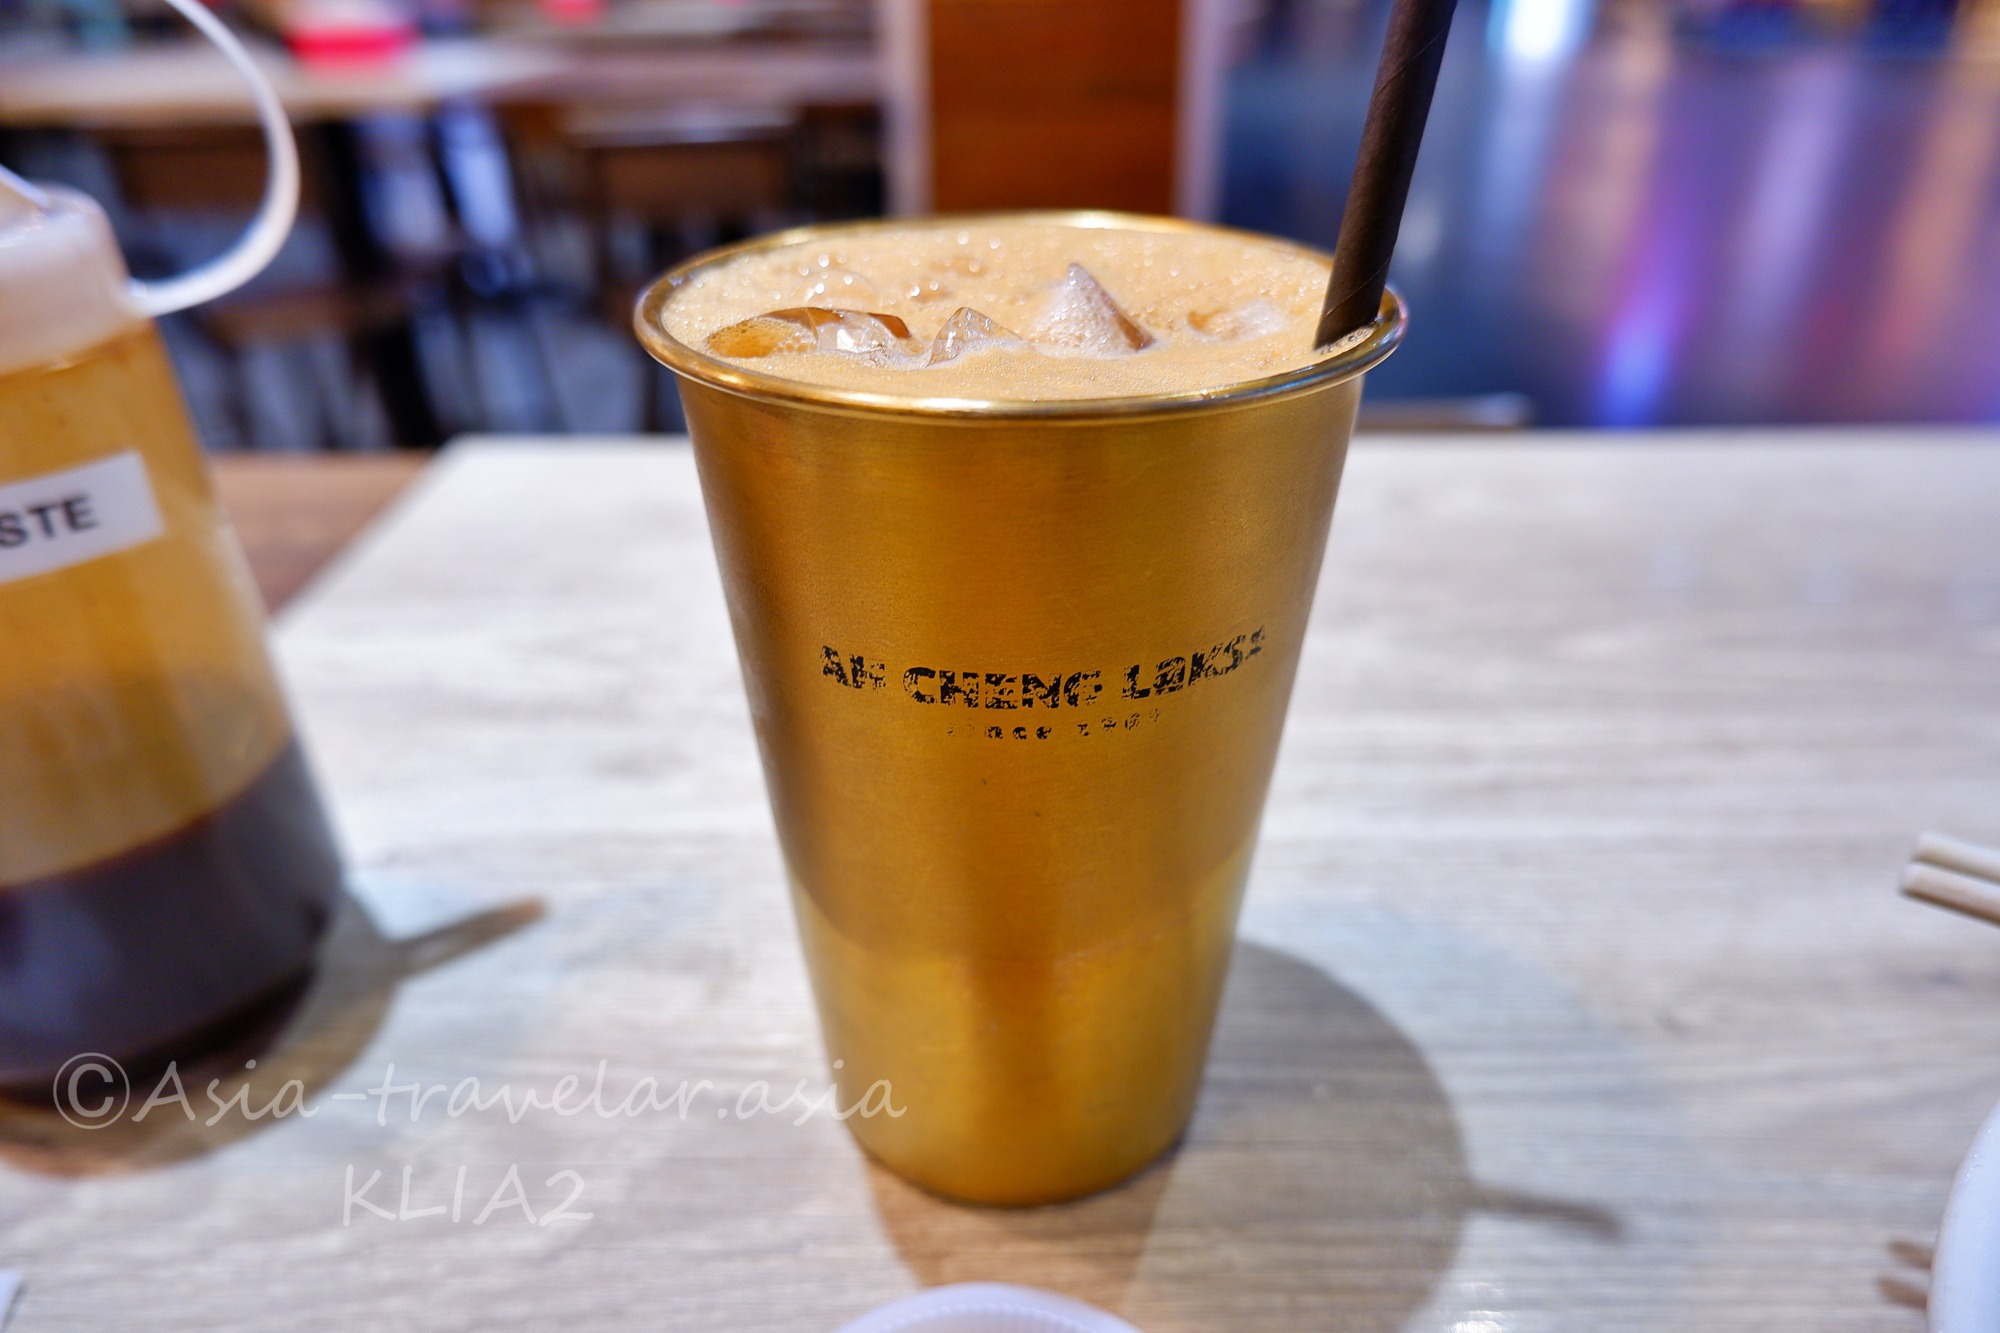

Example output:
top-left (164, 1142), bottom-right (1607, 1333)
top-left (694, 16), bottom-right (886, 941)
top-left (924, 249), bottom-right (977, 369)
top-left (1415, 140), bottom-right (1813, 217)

top-left (95, 122), bottom-right (413, 450)
top-left (197, 282), bottom-right (417, 451)
top-left (503, 101), bottom-right (798, 430)
top-left (795, 101), bottom-right (886, 220)
top-left (560, 103), bottom-right (797, 320)
top-left (99, 123), bottom-right (301, 214)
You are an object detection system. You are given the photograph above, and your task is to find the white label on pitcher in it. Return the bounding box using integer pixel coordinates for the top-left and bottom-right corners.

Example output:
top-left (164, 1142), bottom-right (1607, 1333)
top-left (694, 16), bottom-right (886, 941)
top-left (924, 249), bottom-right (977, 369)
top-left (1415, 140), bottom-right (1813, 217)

top-left (0, 451), bottom-right (164, 585)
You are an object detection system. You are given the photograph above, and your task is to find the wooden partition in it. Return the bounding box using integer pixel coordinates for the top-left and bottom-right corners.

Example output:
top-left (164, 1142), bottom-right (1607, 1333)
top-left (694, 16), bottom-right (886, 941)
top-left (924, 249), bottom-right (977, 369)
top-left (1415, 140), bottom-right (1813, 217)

top-left (880, 0), bottom-right (1224, 217)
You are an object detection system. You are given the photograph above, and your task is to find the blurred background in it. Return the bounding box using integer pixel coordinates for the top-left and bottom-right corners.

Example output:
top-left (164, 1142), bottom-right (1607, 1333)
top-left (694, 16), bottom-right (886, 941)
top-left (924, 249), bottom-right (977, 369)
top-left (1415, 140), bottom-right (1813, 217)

top-left (3, 0), bottom-right (1997, 447)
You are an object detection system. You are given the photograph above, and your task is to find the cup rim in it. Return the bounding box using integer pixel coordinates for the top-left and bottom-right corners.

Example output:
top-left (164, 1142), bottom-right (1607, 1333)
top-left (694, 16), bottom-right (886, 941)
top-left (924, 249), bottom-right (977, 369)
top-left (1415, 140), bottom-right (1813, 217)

top-left (632, 210), bottom-right (1407, 420)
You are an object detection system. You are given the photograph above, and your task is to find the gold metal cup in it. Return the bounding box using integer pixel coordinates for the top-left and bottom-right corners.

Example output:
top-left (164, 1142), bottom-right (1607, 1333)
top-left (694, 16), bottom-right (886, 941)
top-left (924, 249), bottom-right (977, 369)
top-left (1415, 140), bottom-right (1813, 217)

top-left (637, 213), bottom-right (1403, 1204)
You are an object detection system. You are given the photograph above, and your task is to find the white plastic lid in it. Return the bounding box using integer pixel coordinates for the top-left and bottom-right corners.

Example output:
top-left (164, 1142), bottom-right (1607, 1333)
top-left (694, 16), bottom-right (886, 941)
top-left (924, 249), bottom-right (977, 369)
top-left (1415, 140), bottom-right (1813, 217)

top-left (0, 172), bottom-right (146, 377)
top-left (832, 1284), bottom-right (1143, 1333)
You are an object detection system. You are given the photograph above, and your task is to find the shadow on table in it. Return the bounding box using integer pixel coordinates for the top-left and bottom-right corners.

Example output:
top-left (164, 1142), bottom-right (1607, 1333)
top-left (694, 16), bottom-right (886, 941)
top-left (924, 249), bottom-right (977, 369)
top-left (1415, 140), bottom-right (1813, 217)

top-left (869, 941), bottom-right (1620, 1332)
top-left (0, 891), bottom-right (541, 1176)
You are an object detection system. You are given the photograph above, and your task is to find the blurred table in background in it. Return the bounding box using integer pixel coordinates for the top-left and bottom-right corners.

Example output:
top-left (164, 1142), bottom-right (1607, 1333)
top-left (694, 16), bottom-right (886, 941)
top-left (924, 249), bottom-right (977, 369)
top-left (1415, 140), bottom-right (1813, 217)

top-left (528, 41), bottom-right (880, 107)
top-left (7, 430), bottom-right (1992, 1329)
top-left (0, 34), bottom-right (882, 128)
top-left (0, 38), bottom-right (569, 126)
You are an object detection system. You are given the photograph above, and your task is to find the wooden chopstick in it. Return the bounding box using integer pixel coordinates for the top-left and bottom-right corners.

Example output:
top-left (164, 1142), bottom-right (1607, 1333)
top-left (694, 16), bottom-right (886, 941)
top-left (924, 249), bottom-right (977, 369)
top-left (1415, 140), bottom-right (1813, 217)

top-left (1915, 832), bottom-right (2000, 886)
top-left (1902, 855), bottom-right (2000, 931)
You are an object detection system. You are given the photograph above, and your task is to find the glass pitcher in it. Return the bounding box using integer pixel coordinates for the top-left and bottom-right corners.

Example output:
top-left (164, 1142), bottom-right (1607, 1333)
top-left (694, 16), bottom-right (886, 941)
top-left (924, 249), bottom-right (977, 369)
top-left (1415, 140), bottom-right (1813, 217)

top-left (0, 0), bottom-right (343, 1090)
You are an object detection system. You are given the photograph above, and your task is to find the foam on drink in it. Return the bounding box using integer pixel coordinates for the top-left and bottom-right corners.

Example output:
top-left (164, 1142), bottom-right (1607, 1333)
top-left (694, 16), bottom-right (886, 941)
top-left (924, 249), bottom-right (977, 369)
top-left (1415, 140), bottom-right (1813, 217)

top-left (660, 220), bottom-right (1341, 400)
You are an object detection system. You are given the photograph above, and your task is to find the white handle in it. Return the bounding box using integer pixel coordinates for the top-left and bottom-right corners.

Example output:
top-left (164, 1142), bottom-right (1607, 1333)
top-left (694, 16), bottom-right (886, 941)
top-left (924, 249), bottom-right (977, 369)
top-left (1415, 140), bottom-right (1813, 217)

top-left (127, 0), bottom-right (300, 317)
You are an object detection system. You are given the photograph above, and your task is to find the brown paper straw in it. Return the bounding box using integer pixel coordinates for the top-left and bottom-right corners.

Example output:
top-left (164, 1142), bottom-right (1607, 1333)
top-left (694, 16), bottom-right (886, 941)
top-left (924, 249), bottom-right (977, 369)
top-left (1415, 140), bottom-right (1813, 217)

top-left (1316, 0), bottom-right (1461, 349)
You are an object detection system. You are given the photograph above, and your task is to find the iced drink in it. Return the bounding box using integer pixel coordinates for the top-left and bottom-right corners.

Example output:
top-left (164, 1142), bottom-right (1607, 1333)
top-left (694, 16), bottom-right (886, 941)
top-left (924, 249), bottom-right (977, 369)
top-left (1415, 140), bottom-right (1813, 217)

top-left (637, 214), bottom-right (1401, 1204)
top-left (1, 324), bottom-right (339, 1089)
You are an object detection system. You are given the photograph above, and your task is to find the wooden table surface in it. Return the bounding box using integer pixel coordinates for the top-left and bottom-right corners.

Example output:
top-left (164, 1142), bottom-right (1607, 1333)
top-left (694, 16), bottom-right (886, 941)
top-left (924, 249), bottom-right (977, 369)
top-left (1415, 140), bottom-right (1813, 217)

top-left (4, 433), bottom-right (1998, 1331)
top-left (212, 453), bottom-right (428, 612)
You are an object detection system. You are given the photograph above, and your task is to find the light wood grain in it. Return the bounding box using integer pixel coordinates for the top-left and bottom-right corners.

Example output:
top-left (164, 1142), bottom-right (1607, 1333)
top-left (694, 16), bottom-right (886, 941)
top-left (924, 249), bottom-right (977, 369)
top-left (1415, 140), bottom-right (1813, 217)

top-left (2, 432), bottom-right (1997, 1331)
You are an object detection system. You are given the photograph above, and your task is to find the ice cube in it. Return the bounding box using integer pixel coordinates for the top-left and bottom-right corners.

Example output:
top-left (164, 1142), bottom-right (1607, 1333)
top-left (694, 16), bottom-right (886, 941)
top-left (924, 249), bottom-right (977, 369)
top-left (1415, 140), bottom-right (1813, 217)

top-left (707, 308), bottom-right (916, 359)
top-left (813, 308), bottom-right (913, 356)
top-left (1188, 298), bottom-right (1288, 342)
top-left (927, 307), bottom-right (1026, 365)
top-left (1022, 264), bottom-right (1155, 356)
top-left (707, 313), bottom-right (817, 357)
